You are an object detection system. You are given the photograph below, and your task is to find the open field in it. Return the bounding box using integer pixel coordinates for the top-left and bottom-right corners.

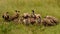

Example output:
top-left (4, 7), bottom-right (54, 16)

top-left (0, 0), bottom-right (60, 34)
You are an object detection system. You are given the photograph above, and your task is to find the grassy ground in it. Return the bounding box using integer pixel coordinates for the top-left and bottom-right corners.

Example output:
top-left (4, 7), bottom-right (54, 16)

top-left (0, 0), bottom-right (60, 34)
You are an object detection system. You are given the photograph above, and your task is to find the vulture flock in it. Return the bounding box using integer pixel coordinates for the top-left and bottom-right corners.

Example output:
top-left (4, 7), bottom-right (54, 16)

top-left (2, 10), bottom-right (59, 26)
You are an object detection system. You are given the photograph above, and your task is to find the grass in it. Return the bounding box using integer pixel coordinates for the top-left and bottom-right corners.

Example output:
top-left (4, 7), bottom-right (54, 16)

top-left (0, 0), bottom-right (60, 34)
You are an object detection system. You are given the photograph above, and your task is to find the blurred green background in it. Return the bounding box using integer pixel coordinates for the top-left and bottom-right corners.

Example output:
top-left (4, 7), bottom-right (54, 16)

top-left (0, 0), bottom-right (60, 34)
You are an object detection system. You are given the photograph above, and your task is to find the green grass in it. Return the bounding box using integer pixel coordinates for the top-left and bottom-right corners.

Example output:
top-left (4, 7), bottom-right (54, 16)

top-left (0, 0), bottom-right (60, 34)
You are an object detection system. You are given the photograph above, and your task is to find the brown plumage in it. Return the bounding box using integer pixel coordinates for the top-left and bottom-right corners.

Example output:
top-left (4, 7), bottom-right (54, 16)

top-left (2, 12), bottom-right (10, 21)
top-left (22, 13), bottom-right (30, 19)
top-left (11, 10), bottom-right (20, 20)
top-left (22, 13), bottom-right (31, 25)
top-left (36, 14), bottom-right (41, 24)
top-left (45, 16), bottom-right (59, 25)
top-left (42, 18), bottom-right (55, 26)
top-left (30, 18), bottom-right (36, 25)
